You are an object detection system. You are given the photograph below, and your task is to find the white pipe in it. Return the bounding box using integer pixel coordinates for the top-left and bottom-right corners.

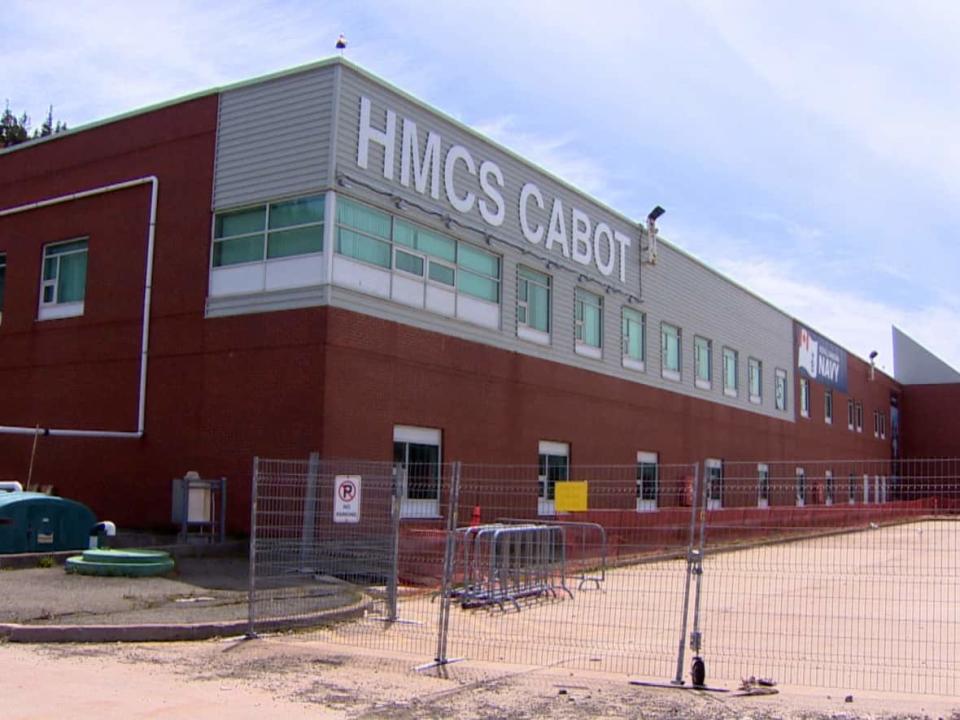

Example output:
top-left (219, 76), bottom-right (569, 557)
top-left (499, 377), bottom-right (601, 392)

top-left (0, 176), bottom-right (159, 439)
top-left (0, 481), bottom-right (24, 492)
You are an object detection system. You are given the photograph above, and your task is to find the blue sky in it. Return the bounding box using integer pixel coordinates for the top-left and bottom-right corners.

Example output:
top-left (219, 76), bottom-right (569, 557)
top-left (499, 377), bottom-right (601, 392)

top-left (5, 0), bottom-right (959, 373)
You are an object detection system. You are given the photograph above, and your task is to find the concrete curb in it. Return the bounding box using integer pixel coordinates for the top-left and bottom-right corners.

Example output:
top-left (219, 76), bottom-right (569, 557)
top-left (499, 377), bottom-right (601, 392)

top-left (0, 598), bottom-right (370, 643)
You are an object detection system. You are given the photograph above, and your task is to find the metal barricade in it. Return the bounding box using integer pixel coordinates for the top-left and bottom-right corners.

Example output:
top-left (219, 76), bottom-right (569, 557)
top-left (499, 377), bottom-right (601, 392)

top-left (454, 523), bottom-right (572, 611)
top-left (498, 518), bottom-right (607, 590)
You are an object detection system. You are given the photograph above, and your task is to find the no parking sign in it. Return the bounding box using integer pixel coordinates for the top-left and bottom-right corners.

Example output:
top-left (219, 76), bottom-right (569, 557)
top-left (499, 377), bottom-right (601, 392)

top-left (334, 475), bottom-right (361, 523)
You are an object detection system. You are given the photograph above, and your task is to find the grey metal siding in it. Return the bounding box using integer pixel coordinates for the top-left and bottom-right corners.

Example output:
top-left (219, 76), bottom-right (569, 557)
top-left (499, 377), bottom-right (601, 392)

top-left (329, 64), bottom-right (795, 420)
top-left (213, 65), bottom-right (336, 209)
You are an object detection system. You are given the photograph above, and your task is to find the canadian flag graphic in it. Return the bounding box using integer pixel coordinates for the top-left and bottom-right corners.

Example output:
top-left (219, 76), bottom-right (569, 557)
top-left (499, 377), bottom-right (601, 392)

top-left (798, 328), bottom-right (818, 377)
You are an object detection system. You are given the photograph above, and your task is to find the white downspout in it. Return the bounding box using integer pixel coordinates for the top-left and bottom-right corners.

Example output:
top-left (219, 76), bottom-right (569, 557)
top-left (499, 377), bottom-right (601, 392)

top-left (0, 176), bottom-right (159, 439)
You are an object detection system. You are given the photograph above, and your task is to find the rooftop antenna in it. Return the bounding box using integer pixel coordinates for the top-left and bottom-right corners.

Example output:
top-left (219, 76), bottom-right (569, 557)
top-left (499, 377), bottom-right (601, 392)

top-left (869, 350), bottom-right (878, 381)
top-left (336, 34), bottom-right (347, 55)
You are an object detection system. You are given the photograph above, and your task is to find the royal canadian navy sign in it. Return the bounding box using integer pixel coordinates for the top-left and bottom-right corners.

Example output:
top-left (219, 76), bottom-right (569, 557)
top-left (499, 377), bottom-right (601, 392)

top-left (355, 96), bottom-right (635, 285)
top-left (797, 325), bottom-right (847, 392)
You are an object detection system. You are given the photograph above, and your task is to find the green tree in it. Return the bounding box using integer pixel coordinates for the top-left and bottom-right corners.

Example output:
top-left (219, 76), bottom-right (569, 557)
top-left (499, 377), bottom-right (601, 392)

top-left (1, 102), bottom-right (68, 148)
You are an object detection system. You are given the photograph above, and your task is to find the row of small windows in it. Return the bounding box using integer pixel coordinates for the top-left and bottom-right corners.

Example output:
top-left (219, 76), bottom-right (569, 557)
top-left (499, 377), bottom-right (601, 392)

top-left (798, 379), bottom-right (887, 438)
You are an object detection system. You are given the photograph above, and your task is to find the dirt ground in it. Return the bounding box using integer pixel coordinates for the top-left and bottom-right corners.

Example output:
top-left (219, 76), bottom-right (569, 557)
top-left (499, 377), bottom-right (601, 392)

top-left (1, 635), bottom-right (958, 720)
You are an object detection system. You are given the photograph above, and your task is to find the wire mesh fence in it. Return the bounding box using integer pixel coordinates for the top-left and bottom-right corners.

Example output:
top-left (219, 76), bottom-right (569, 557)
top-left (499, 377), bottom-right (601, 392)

top-left (248, 454), bottom-right (960, 695)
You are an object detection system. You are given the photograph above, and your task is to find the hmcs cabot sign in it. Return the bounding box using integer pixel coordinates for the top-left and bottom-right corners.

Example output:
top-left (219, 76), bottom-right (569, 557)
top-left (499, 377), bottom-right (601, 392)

top-left (797, 325), bottom-right (847, 392)
top-left (354, 96), bottom-right (635, 285)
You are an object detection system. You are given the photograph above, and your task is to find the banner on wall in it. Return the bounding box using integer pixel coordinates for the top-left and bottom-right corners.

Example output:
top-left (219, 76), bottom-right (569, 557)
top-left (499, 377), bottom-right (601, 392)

top-left (797, 325), bottom-right (848, 392)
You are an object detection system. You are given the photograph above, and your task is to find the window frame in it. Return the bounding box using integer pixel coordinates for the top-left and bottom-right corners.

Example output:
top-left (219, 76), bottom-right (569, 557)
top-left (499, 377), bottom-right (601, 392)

top-left (621, 306), bottom-right (646, 372)
top-left (660, 322), bottom-right (681, 381)
top-left (636, 451), bottom-right (658, 511)
top-left (795, 467), bottom-right (806, 507)
top-left (706, 458), bottom-right (723, 510)
top-left (39, 237), bottom-right (88, 320)
top-left (517, 265), bottom-right (551, 345)
top-left (847, 399), bottom-right (855, 430)
top-left (855, 401), bottom-right (863, 432)
top-left (824, 390), bottom-right (833, 425)
top-left (574, 287), bottom-right (603, 358)
top-left (538, 440), bottom-right (570, 516)
top-left (694, 336), bottom-right (712, 390)
top-left (393, 425), bottom-right (442, 519)
top-left (722, 347), bottom-right (738, 397)
top-left (748, 357), bottom-right (762, 404)
top-left (800, 377), bottom-right (810, 418)
top-left (213, 195), bottom-right (326, 269)
top-left (774, 368), bottom-right (788, 411)
top-left (757, 463), bottom-right (770, 508)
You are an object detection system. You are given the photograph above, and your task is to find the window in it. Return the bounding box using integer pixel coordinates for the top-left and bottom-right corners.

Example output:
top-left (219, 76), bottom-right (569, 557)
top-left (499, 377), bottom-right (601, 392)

top-left (622, 307), bottom-right (646, 371)
top-left (694, 336), bottom-right (712, 389)
top-left (800, 378), bottom-right (810, 418)
top-left (575, 288), bottom-right (603, 357)
top-left (848, 474), bottom-right (857, 504)
top-left (824, 390), bottom-right (833, 425)
top-left (40, 238), bottom-right (88, 320)
top-left (873, 410), bottom-right (881, 438)
top-left (0, 253), bottom-right (5, 325)
top-left (393, 426), bottom-right (441, 519)
top-left (855, 401), bottom-right (863, 432)
top-left (847, 399), bottom-right (854, 430)
top-left (880, 413), bottom-right (887, 439)
top-left (214, 195), bottom-right (325, 267)
top-left (538, 441), bottom-right (569, 516)
top-left (661, 322), bottom-right (681, 381)
top-left (722, 347), bottom-right (738, 397)
top-left (825, 471), bottom-right (834, 506)
top-left (636, 451), bottom-right (658, 511)
top-left (795, 467), bottom-right (806, 507)
top-left (518, 266), bottom-right (551, 342)
top-left (748, 357), bottom-right (762, 404)
top-left (336, 197), bottom-right (391, 267)
top-left (394, 219), bottom-right (455, 281)
top-left (706, 459), bottom-right (723, 510)
top-left (457, 242), bottom-right (500, 303)
top-left (775, 369), bottom-right (788, 411)
top-left (758, 463), bottom-right (770, 508)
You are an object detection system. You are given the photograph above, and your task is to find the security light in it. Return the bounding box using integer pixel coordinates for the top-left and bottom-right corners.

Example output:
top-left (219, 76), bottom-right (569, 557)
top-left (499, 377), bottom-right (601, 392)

top-left (647, 206), bottom-right (666, 222)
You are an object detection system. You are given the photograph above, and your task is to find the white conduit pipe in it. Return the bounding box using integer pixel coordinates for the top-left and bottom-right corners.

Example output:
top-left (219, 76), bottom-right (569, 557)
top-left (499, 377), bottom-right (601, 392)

top-left (0, 176), bottom-right (159, 439)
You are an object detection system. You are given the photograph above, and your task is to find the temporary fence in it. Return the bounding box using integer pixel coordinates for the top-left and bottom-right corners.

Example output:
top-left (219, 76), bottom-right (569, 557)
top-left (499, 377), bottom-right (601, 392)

top-left (248, 455), bottom-right (960, 696)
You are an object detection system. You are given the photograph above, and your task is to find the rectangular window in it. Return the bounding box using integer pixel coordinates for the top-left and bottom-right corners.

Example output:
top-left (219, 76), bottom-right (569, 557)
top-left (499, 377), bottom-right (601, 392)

top-left (636, 451), bottom-right (658, 511)
top-left (706, 459), bottom-right (723, 510)
top-left (824, 390), bottom-right (833, 425)
top-left (393, 426), bottom-right (441, 519)
top-left (775, 368), bottom-right (788, 411)
top-left (213, 194), bottom-right (325, 267)
top-left (748, 357), bottom-right (762, 404)
top-left (456, 241), bottom-right (500, 302)
top-left (0, 253), bottom-right (5, 325)
top-left (758, 463), bottom-right (770, 508)
top-left (795, 467), bottom-right (806, 507)
top-left (517, 266), bottom-right (551, 341)
top-left (855, 401), bottom-right (863, 432)
top-left (722, 347), bottom-right (738, 397)
top-left (621, 307), bottom-right (645, 371)
top-left (800, 378), bottom-right (810, 418)
top-left (880, 412), bottom-right (886, 439)
top-left (661, 322), bottom-right (681, 380)
top-left (575, 288), bottom-right (603, 357)
top-left (538, 441), bottom-right (569, 516)
top-left (847, 399), bottom-right (855, 430)
top-left (873, 410), bottom-right (880, 438)
top-left (694, 336), bottom-right (712, 389)
top-left (336, 197), bottom-right (391, 268)
top-left (40, 238), bottom-right (88, 320)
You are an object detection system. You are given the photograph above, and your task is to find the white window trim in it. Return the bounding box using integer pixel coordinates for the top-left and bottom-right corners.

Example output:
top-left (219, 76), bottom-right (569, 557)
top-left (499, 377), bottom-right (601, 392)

top-left (847, 400), bottom-right (855, 430)
top-left (518, 324), bottom-right (551, 346)
top-left (722, 348), bottom-right (738, 398)
top-left (394, 425), bottom-right (442, 520)
top-left (748, 358), bottom-right (762, 405)
top-left (661, 323), bottom-right (681, 382)
top-left (824, 391), bottom-right (833, 425)
top-left (538, 440), bottom-right (570, 517)
top-left (621, 308), bottom-right (645, 372)
top-left (623, 357), bottom-right (646, 373)
top-left (774, 368), bottom-right (788, 411)
top-left (800, 378), bottom-right (810, 418)
top-left (39, 238), bottom-right (88, 321)
top-left (574, 289), bottom-right (603, 357)
top-left (705, 458), bottom-right (723, 510)
top-left (636, 451), bottom-right (658, 512)
top-left (694, 336), bottom-right (712, 391)
top-left (575, 343), bottom-right (603, 360)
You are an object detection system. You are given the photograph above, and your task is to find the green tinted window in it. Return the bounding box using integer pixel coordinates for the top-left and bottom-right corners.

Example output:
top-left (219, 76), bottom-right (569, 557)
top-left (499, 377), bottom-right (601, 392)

top-left (266, 226), bottom-right (323, 259)
top-left (215, 206), bottom-right (265, 238)
top-left (213, 235), bottom-right (265, 266)
top-left (428, 261), bottom-right (455, 286)
top-left (457, 270), bottom-right (498, 302)
top-left (395, 249), bottom-right (425, 276)
top-left (337, 198), bottom-right (391, 240)
top-left (337, 228), bottom-right (391, 268)
top-left (268, 195), bottom-right (324, 229)
top-left (458, 243), bottom-right (499, 277)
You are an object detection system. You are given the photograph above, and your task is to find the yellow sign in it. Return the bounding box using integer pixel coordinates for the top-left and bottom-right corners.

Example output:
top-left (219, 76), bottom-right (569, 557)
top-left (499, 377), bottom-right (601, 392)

top-left (555, 481), bottom-right (588, 512)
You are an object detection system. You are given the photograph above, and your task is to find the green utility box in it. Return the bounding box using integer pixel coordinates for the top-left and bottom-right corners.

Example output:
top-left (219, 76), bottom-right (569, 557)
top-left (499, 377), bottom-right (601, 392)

top-left (0, 492), bottom-right (96, 553)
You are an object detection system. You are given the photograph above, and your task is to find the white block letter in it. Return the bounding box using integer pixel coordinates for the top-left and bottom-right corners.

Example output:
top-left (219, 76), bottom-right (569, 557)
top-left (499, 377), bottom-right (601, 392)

top-left (478, 161), bottom-right (505, 227)
top-left (400, 118), bottom-right (441, 199)
top-left (571, 208), bottom-right (592, 266)
top-left (519, 182), bottom-right (544, 244)
top-left (546, 197), bottom-right (570, 258)
top-left (593, 222), bottom-right (615, 277)
top-left (614, 230), bottom-right (632, 284)
top-left (357, 96), bottom-right (396, 180)
top-left (444, 144), bottom-right (476, 214)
